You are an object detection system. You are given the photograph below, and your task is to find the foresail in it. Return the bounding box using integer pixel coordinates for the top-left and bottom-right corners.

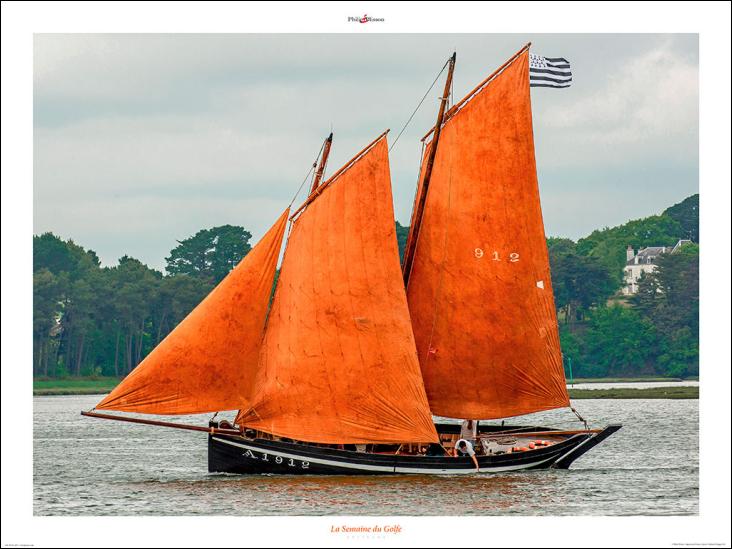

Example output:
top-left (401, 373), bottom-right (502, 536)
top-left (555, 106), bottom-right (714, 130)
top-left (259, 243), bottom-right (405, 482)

top-left (237, 137), bottom-right (438, 444)
top-left (95, 209), bottom-right (289, 415)
top-left (405, 49), bottom-right (569, 419)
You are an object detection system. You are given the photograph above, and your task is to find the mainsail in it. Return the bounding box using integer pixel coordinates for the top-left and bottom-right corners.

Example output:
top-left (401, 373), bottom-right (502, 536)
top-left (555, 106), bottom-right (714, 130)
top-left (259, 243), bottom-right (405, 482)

top-left (237, 135), bottom-right (439, 444)
top-left (404, 47), bottom-right (570, 419)
top-left (95, 209), bottom-right (289, 414)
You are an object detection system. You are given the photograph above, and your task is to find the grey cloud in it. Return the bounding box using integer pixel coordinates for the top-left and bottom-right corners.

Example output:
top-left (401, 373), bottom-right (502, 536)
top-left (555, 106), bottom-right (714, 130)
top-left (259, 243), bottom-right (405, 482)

top-left (34, 33), bottom-right (698, 270)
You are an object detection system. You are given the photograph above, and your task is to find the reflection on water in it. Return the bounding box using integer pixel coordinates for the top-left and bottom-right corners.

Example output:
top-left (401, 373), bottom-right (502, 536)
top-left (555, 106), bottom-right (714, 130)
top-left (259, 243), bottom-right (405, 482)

top-left (125, 472), bottom-right (553, 515)
top-left (34, 396), bottom-right (698, 516)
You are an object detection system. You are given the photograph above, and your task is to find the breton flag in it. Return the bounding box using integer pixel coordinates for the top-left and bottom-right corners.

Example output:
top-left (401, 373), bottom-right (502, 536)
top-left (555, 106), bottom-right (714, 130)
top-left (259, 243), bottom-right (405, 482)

top-left (529, 53), bottom-right (572, 88)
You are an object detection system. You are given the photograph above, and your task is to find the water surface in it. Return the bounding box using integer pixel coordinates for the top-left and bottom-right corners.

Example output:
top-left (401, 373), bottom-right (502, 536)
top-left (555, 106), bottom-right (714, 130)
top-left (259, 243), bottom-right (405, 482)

top-left (566, 381), bottom-right (699, 390)
top-left (33, 395), bottom-right (698, 516)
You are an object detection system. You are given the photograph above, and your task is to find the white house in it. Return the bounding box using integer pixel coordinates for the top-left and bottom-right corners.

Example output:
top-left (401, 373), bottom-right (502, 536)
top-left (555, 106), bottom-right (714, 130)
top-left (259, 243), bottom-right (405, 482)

top-left (622, 239), bottom-right (692, 295)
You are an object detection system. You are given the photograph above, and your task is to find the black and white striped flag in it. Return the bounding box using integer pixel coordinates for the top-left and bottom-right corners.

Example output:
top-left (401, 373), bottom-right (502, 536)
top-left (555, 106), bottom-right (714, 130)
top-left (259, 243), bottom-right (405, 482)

top-left (529, 53), bottom-right (572, 88)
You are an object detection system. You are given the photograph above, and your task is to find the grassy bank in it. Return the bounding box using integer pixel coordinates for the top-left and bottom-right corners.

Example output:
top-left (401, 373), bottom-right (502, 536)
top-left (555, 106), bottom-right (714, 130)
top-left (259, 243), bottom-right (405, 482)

top-left (568, 386), bottom-right (698, 399)
top-left (33, 377), bottom-right (122, 396)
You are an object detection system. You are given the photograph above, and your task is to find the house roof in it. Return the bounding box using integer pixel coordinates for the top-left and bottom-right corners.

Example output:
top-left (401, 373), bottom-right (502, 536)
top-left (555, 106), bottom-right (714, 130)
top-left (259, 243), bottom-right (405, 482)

top-left (626, 239), bottom-right (695, 266)
top-left (672, 239), bottom-right (693, 252)
top-left (626, 246), bottom-right (666, 266)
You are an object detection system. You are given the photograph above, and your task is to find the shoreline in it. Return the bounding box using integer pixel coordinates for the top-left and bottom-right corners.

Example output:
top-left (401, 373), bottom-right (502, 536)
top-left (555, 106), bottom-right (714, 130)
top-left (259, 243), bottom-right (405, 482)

top-left (33, 377), bottom-right (120, 397)
top-left (33, 383), bottom-right (699, 399)
top-left (568, 376), bottom-right (697, 384)
top-left (568, 386), bottom-right (698, 399)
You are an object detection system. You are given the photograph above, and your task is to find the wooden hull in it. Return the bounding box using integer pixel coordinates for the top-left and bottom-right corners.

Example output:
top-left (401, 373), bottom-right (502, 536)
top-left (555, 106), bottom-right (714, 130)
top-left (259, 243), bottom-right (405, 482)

top-left (208, 424), bottom-right (621, 475)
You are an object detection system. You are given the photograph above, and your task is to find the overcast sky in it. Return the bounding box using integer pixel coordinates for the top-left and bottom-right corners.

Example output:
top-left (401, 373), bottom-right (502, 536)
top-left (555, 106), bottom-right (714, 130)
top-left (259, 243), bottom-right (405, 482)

top-left (34, 33), bottom-right (698, 270)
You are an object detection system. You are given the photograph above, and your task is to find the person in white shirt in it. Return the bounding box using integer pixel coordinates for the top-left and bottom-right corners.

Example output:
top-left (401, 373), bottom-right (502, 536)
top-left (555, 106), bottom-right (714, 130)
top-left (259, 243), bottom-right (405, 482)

top-left (460, 419), bottom-right (478, 441)
top-left (453, 438), bottom-right (480, 471)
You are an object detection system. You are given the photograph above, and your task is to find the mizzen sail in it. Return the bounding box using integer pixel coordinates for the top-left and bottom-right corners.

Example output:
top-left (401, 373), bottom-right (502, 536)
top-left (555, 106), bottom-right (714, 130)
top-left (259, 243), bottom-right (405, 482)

top-left (405, 48), bottom-right (570, 419)
top-left (237, 135), bottom-right (438, 444)
top-left (96, 209), bottom-right (289, 414)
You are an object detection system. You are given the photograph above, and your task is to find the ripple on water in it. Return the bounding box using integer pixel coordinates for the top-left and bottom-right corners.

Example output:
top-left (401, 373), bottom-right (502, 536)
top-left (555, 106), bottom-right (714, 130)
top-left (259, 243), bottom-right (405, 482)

top-left (33, 396), bottom-right (698, 516)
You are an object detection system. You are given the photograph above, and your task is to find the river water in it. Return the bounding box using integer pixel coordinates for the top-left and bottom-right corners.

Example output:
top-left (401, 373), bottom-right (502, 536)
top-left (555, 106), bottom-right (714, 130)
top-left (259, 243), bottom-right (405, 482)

top-left (33, 395), bottom-right (698, 516)
top-left (566, 381), bottom-right (699, 390)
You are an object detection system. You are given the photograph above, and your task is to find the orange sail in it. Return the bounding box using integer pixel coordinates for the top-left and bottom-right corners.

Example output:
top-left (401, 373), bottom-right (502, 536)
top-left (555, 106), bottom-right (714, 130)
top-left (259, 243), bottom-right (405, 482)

top-left (237, 135), bottom-right (438, 444)
top-left (405, 48), bottom-right (569, 419)
top-left (96, 209), bottom-right (289, 414)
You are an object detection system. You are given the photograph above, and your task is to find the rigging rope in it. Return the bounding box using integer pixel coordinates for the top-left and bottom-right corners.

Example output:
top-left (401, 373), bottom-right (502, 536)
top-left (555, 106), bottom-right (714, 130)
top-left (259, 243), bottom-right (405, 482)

top-left (389, 58), bottom-right (450, 153)
top-left (570, 406), bottom-right (590, 430)
top-left (288, 138), bottom-right (327, 207)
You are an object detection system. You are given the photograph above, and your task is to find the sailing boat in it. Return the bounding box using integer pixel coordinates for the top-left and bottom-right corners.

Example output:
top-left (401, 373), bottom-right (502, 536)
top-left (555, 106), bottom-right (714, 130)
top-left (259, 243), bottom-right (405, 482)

top-left (83, 44), bottom-right (620, 475)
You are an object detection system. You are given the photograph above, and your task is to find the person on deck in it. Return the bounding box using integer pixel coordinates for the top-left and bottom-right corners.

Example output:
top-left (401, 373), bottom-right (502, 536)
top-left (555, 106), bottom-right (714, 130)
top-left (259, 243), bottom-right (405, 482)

top-left (453, 439), bottom-right (480, 471)
top-left (460, 419), bottom-right (478, 441)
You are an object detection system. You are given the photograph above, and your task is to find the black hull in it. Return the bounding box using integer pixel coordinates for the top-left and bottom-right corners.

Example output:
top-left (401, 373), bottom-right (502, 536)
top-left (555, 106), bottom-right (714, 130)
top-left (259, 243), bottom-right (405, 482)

top-left (208, 424), bottom-right (621, 475)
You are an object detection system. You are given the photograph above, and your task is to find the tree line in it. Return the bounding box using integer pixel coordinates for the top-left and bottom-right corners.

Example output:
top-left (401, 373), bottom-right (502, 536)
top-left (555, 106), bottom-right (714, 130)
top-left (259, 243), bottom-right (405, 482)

top-left (33, 195), bottom-right (698, 380)
top-left (549, 194), bottom-right (699, 378)
top-left (33, 226), bottom-right (250, 379)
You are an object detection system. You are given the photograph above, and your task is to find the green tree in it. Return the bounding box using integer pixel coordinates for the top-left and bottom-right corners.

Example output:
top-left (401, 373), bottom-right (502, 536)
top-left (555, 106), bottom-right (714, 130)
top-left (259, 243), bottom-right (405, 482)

top-left (165, 225), bottom-right (252, 283)
top-left (33, 268), bottom-right (62, 376)
top-left (107, 256), bottom-right (162, 374)
top-left (33, 232), bottom-right (220, 379)
top-left (34, 234), bottom-right (102, 377)
top-left (657, 327), bottom-right (698, 378)
top-left (558, 323), bottom-right (584, 378)
top-left (395, 221), bottom-right (409, 262)
top-left (581, 305), bottom-right (657, 377)
top-left (155, 274), bottom-right (213, 341)
top-left (547, 239), bottom-right (616, 322)
top-left (663, 194), bottom-right (699, 243)
top-left (63, 276), bottom-right (97, 376)
top-left (634, 243), bottom-right (699, 377)
top-left (546, 237), bottom-right (576, 256)
top-left (576, 215), bottom-right (684, 285)
top-left (34, 232), bottom-right (99, 275)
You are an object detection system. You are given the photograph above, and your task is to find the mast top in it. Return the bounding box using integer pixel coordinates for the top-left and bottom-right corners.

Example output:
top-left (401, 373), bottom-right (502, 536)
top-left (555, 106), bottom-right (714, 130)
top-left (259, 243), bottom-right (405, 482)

top-left (310, 132), bottom-right (334, 195)
top-left (401, 52), bottom-right (457, 285)
top-left (421, 43), bottom-right (531, 143)
top-left (291, 129), bottom-right (389, 220)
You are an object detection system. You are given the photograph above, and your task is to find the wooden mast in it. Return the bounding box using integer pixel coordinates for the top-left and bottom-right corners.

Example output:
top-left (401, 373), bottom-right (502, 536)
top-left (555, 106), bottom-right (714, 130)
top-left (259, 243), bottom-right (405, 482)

top-left (290, 129), bottom-right (389, 221)
top-left (420, 43), bottom-right (530, 143)
top-left (310, 132), bottom-right (333, 194)
top-left (402, 52), bottom-right (456, 285)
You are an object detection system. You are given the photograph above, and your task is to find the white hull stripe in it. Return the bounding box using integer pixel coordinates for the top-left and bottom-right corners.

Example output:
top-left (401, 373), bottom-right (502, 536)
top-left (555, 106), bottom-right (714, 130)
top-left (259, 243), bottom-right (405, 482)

top-left (393, 455), bottom-right (557, 474)
top-left (212, 437), bottom-right (561, 475)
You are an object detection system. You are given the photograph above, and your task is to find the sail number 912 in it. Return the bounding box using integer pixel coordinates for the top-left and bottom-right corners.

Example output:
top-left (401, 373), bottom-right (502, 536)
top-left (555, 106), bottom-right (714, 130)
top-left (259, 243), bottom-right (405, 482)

top-left (475, 248), bottom-right (520, 262)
